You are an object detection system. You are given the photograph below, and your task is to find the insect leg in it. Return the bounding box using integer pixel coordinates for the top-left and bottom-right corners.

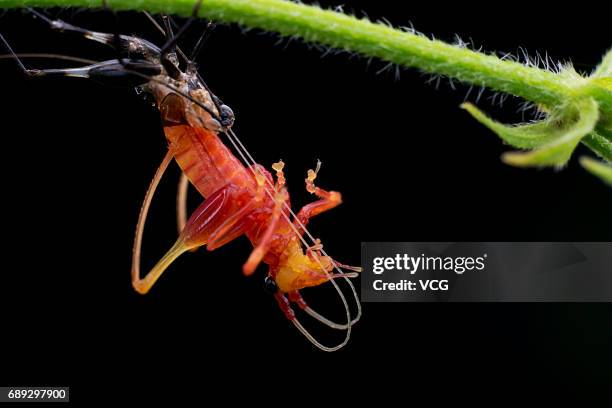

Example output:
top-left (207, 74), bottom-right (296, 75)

top-left (133, 182), bottom-right (249, 294)
top-left (158, 0), bottom-right (203, 78)
top-left (161, 15), bottom-right (176, 57)
top-left (5, 58), bottom-right (161, 88)
top-left (204, 196), bottom-right (257, 251)
top-left (274, 292), bottom-right (352, 352)
top-left (28, 8), bottom-right (112, 46)
top-left (27, 8), bottom-right (161, 55)
top-left (159, 0), bottom-right (203, 55)
top-left (288, 290), bottom-right (359, 330)
top-left (142, 11), bottom-right (211, 66)
top-left (271, 160), bottom-right (286, 190)
top-left (131, 150), bottom-right (175, 295)
top-left (176, 172), bottom-right (190, 233)
top-left (1, 24), bottom-right (159, 84)
top-left (189, 20), bottom-right (215, 61)
top-left (101, 0), bottom-right (128, 65)
top-left (176, 173), bottom-right (203, 253)
top-left (274, 292), bottom-right (296, 320)
top-left (294, 161), bottom-right (342, 233)
top-left (242, 189), bottom-right (288, 276)
top-left (0, 36), bottom-right (112, 79)
top-left (0, 33), bottom-right (33, 76)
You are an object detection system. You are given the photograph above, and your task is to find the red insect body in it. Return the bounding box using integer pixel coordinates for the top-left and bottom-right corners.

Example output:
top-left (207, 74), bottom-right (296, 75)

top-left (2, 10), bottom-right (361, 351)
top-left (165, 124), bottom-right (253, 197)
top-left (132, 82), bottom-right (356, 325)
top-left (165, 123), bottom-right (294, 270)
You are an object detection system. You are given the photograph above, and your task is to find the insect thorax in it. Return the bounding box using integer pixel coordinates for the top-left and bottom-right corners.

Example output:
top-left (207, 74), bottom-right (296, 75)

top-left (143, 73), bottom-right (223, 131)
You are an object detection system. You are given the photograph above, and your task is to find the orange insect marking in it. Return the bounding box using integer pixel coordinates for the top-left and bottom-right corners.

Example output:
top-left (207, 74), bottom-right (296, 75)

top-left (272, 159), bottom-right (285, 189)
top-left (305, 159), bottom-right (322, 194)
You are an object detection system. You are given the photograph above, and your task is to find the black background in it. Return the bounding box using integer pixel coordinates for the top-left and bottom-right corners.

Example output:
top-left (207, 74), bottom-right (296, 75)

top-left (1, 1), bottom-right (611, 405)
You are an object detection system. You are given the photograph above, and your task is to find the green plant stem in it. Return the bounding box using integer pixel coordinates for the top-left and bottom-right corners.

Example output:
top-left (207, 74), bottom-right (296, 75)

top-left (2, 0), bottom-right (611, 160)
top-left (580, 157), bottom-right (612, 185)
top-left (2, 1), bottom-right (596, 105)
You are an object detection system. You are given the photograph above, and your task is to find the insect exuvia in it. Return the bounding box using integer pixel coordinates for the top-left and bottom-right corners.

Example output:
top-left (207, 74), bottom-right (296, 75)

top-left (0, 4), bottom-right (361, 351)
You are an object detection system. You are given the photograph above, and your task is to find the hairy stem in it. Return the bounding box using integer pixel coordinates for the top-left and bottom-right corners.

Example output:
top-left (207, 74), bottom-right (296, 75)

top-left (1, 1), bottom-right (595, 104)
top-left (2, 0), bottom-right (611, 161)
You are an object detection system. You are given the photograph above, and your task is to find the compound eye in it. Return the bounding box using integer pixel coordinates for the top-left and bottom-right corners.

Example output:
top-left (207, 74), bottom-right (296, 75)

top-left (263, 276), bottom-right (278, 294)
top-left (219, 104), bottom-right (235, 128)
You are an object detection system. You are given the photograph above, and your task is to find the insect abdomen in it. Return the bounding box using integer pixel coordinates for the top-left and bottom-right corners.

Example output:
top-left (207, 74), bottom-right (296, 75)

top-left (164, 125), bottom-right (253, 198)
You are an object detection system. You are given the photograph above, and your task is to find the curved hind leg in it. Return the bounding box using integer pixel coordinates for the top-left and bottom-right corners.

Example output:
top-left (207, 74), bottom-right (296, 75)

top-left (176, 173), bottom-right (202, 254)
top-left (132, 150), bottom-right (175, 294)
top-left (133, 179), bottom-right (255, 295)
top-left (176, 172), bottom-right (189, 234)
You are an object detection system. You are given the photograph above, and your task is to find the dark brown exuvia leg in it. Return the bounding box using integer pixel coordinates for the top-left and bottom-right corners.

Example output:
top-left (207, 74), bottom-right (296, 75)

top-left (0, 9), bottom-right (162, 86)
top-left (26, 7), bottom-right (160, 56)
